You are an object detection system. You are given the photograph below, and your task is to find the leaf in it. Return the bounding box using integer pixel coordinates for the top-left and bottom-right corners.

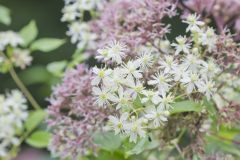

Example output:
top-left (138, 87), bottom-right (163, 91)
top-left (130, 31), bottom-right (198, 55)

top-left (47, 60), bottom-right (67, 77)
top-left (170, 100), bottom-right (202, 114)
top-left (126, 137), bottom-right (148, 156)
top-left (19, 20), bottom-right (38, 47)
top-left (125, 136), bottom-right (159, 157)
top-left (25, 110), bottom-right (46, 132)
top-left (30, 38), bottom-right (65, 52)
top-left (0, 5), bottom-right (11, 25)
top-left (205, 135), bottom-right (240, 157)
top-left (19, 66), bottom-right (51, 85)
top-left (26, 131), bottom-right (51, 148)
top-left (93, 131), bottom-right (122, 151)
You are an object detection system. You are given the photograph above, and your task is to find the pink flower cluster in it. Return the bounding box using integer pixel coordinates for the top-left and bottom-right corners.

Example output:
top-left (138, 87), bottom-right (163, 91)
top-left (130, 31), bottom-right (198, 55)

top-left (47, 65), bottom-right (109, 159)
top-left (181, 0), bottom-right (240, 34)
top-left (91, 0), bottom-right (177, 53)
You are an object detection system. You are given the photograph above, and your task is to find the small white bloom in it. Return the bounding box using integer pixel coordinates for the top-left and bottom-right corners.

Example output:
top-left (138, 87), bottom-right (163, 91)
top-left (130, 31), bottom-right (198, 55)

top-left (201, 59), bottom-right (220, 78)
top-left (180, 72), bottom-right (201, 94)
top-left (148, 72), bottom-right (172, 93)
top-left (0, 31), bottom-right (23, 50)
top-left (171, 64), bottom-right (187, 81)
top-left (197, 80), bottom-right (216, 100)
top-left (11, 49), bottom-right (32, 69)
top-left (127, 77), bottom-right (145, 99)
top-left (141, 90), bottom-right (161, 105)
top-left (91, 67), bottom-right (112, 86)
top-left (171, 36), bottom-right (191, 55)
top-left (92, 87), bottom-right (114, 107)
top-left (145, 106), bottom-right (169, 128)
top-left (67, 22), bottom-right (97, 49)
top-left (61, 3), bottom-right (80, 22)
top-left (108, 112), bottom-right (129, 135)
top-left (183, 14), bottom-right (205, 32)
top-left (126, 118), bottom-right (146, 143)
top-left (200, 27), bottom-right (217, 52)
top-left (159, 55), bottom-right (178, 73)
top-left (137, 50), bottom-right (154, 70)
top-left (182, 54), bottom-right (202, 72)
top-left (110, 87), bottom-right (133, 110)
top-left (158, 92), bottom-right (174, 110)
top-left (121, 60), bottom-right (142, 79)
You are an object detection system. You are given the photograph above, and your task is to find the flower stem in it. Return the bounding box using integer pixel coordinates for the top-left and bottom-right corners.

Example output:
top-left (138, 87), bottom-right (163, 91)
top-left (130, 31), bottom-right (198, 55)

top-left (9, 67), bottom-right (41, 110)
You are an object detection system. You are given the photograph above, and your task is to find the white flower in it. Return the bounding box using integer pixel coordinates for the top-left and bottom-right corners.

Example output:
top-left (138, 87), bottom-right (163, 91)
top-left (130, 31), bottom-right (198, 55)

top-left (183, 14), bottom-right (204, 32)
top-left (92, 87), bottom-right (114, 107)
top-left (182, 54), bottom-right (202, 72)
top-left (11, 49), bottom-right (32, 69)
top-left (197, 80), bottom-right (216, 100)
top-left (159, 40), bottom-right (171, 53)
top-left (171, 36), bottom-right (191, 55)
top-left (171, 65), bottom-right (187, 81)
top-left (126, 77), bottom-right (145, 99)
top-left (137, 50), bottom-right (154, 69)
top-left (77, 0), bottom-right (97, 10)
top-left (108, 112), bottom-right (129, 135)
top-left (97, 41), bottom-right (127, 64)
top-left (200, 27), bottom-right (217, 52)
top-left (159, 55), bottom-right (178, 73)
top-left (61, 3), bottom-right (80, 22)
top-left (126, 118), bottom-right (146, 143)
top-left (121, 60), bottom-right (142, 79)
top-left (0, 31), bottom-right (23, 50)
top-left (110, 87), bottom-right (133, 110)
top-left (141, 90), bottom-right (161, 105)
top-left (148, 72), bottom-right (172, 94)
top-left (67, 22), bottom-right (97, 49)
top-left (158, 92), bottom-right (174, 110)
top-left (0, 90), bottom-right (28, 157)
top-left (91, 67), bottom-right (112, 86)
top-left (201, 59), bottom-right (220, 78)
top-left (180, 72), bottom-right (201, 94)
top-left (145, 106), bottom-right (169, 128)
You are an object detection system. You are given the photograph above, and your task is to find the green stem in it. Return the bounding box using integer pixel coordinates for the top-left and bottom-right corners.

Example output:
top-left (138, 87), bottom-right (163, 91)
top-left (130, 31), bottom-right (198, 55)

top-left (9, 67), bottom-right (41, 110)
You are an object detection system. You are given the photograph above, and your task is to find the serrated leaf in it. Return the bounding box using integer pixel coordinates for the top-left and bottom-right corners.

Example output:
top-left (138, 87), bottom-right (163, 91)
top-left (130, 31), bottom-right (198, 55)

top-left (47, 60), bottom-right (67, 77)
top-left (126, 137), bottom-right (148, 156)
top-left (19, 20), bottom-right (38, 47)
top-left (93, 131), bottom-right (122, 151)
top-left (26, 131), bottom-right (51, 148)
top-left (25, 110), bottom-right (46, 131)
top-left (0, 5), bottom-right (11, 25)
top-left (30, 38), bottom-right (65, 52)
top-left (171, 100), bottom-right (202, 114)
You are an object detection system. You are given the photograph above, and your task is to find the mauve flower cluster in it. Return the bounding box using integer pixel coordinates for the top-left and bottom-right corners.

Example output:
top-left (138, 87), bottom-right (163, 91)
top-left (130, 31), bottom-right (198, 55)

top-left (91, 0), bottom-right (177, 53)
top-left (181, 0), bottom-right (240, 34)
top-left (47, 65), bottom-right (110, 159)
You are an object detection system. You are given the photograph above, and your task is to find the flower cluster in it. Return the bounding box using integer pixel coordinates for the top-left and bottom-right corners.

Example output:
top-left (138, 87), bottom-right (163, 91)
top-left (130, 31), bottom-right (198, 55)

top-left (47, 65), bottom-right (111, 159)
top-left (181, 0), bottom-right (240, 34)
top-left (0, 31), bottom-right (33, 71)
top-left (91, 15), bottom-right (220, 143)
top-left (61, 0), bottom-right (106, 49)
top-left (92, 0), bottom-right (177, 53)
top-left (0, 90), bottom-right (28, 157)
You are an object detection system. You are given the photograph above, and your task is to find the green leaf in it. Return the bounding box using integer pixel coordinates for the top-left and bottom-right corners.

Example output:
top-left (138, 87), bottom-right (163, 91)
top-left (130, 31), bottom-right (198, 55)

top-left (30, 38), bottom-right (65, 52)
top-left (19, 20), bottom-right (38, 47)
top-left (93, 131), bottom-right (122, 151)
top-left (19, 66), bottom-right (51, 85)
top-left (205, 135), bottom-right (240, 157)
top-left (25, 110), bottom-right (46, 132)
top-left (125, 136), bottom-right (159, 157)
top-left (47, 60), bottom-right (67, 77)
top-left (0, 5), bottom-right (11, 25)
top-left (171, 100), bottom-right (202, 114)
top-left (26, 131), bottom-right (51, 148)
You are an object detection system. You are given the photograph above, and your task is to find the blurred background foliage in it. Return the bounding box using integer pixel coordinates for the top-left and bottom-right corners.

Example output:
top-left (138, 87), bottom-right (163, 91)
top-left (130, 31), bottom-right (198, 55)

top-left (0, 0), bottom-right (75, 109)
